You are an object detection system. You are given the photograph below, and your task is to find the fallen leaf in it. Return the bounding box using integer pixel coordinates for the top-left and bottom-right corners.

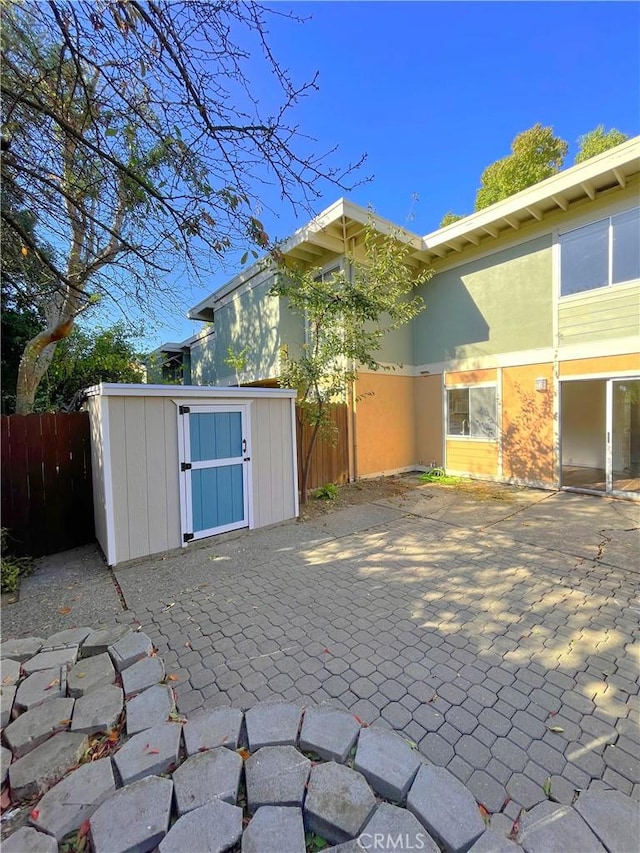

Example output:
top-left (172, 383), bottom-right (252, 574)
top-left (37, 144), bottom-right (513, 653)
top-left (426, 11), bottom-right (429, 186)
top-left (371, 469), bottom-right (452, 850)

top-left (59, 607), bottom-right (72, 615)
top-left (145, 748), bottom-right (160, 755)
top-left (478, 803), bottom-right (491, 822)
top-left (162, 602), bottom-right (175, 611)
top-left (198, 747), bottom-right (209, 753)
top-left (184, 641), bottom-right (192, 649)
top-left (237, 747), bottom-right (251, 761)
top-left (548, 725), bottom-right (564, 733)
top-left (543, 777), bottom-right (552, 798)
top-left (78, 819), bottom-right (90, 838)
top-left (44, 678), bottom-right (60, 690)
top-left (58, 719), bottom-right (72, 726)
top-left (31, 808), bottom-right (40, 821)
top-left (2, 677), bottom-right (12, 685)
top-left (1, 788), bottom-right (11, 811)
top-left (166, 674), bottom-right (179, 682)
top-left (353, 714), bottom-right (364, 726)
top-left (509, 819), bottom-right (520, 840)
top-left (322, 648), bottom-right (331, 654)
top-left (76, 672), bottom-right (86, 678)
top-left (427, 692), bottom-right (438, 703)
top-left (548, 710), bottom-right (558, 718)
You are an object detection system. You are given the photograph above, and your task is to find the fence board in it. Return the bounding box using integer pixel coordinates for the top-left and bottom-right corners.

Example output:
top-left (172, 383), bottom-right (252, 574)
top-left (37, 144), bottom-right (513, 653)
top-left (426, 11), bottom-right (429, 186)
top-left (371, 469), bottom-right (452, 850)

top-left (1, 413), bottom-right (95, 557)
top-left (297, 403), bottom-right (349, 493)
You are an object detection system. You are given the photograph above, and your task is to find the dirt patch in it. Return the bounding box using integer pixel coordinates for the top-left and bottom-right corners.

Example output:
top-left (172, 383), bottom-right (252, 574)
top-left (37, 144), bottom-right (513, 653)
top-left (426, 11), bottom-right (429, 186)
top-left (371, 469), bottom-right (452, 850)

top-left (299, 473), bottom-right (524, 521)
top-left (299, 474), bottom-right (423, 521)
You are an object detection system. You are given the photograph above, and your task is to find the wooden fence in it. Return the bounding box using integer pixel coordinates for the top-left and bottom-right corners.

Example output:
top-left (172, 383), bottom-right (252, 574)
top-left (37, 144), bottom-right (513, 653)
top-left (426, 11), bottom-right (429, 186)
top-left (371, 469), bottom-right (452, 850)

top-left (297, 403), bottom-right (349, 492)
top-left (1, 413), bottom-right (95, 557)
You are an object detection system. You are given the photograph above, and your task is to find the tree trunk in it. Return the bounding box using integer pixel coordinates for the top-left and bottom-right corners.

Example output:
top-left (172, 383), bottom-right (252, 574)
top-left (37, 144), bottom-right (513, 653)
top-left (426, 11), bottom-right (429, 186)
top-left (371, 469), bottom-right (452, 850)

top-left (15, 318), bottom-right (74, 413)
top-left (299, 414), bottom-right (322, 506)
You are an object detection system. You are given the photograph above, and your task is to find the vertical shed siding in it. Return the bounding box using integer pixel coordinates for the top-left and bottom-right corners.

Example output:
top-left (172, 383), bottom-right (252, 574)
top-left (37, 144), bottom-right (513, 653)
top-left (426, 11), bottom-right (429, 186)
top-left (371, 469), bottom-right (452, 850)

top-left (86, 396), bottom-right (108, 559)
top-left (104, 393), bottom-right (295, 564)
top-left (250, 397), bottom-right (295, 527)
top-left (108, 398), bottom-right (129, 564)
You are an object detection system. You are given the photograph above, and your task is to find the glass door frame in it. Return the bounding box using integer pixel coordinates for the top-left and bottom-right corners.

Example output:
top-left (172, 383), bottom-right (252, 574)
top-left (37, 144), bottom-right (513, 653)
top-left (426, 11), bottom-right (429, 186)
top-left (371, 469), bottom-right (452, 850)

top-left (607, 377), bottom-right (640, 499)
top-left (560, 374), bottom-right (640, 500)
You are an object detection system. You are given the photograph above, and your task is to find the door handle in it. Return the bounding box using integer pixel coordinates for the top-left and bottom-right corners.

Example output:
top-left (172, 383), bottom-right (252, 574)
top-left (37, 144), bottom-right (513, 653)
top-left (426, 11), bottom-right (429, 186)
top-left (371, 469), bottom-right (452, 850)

top-left (242, 438), bottom-right (247, 453)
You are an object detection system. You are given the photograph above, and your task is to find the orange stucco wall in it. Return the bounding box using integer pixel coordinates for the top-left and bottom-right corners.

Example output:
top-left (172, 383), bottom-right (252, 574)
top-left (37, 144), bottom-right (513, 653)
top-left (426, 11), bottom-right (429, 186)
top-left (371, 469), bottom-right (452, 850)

top-left (502, 363), bottom-right (556, 484)
top-left (446, 439), bottom-right (499, 475)
top-left (355, 372), bottom-right (416, 476)
top-left (445, 367), bottom-right (498, 386)
top-left (415, 374), bottom-right (444, 468)
top-left (559, 353), bottom-right (640, 377)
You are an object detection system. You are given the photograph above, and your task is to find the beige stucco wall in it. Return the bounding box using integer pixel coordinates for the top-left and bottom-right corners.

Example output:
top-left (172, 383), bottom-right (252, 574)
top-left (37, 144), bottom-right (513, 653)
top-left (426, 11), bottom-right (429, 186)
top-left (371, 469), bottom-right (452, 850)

top-left (93, 392), bottom-right (296, 565)
top-left (355, 372), bottom-right (416, 476)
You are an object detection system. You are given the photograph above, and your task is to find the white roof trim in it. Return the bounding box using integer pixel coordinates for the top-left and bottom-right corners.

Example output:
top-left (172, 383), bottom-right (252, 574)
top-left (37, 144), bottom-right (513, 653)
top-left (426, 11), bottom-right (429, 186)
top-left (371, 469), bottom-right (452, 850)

top-left (84, 383), bottom-right (297, 399)
top-left (421, 136), bottom-right (640, 254)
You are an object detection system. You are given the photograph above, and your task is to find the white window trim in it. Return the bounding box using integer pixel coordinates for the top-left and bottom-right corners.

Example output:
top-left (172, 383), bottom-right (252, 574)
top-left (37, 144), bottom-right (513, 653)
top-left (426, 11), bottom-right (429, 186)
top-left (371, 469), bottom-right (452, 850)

top-left (445, 382), bottom-right (499, 442)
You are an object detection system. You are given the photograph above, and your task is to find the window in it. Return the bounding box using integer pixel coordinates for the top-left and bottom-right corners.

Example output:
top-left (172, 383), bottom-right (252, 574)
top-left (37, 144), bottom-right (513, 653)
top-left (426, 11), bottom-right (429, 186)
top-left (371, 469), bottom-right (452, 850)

top-left (560, 207), bottom-right (640, 297)
top-left (447, 386), bottom-right (497, 439)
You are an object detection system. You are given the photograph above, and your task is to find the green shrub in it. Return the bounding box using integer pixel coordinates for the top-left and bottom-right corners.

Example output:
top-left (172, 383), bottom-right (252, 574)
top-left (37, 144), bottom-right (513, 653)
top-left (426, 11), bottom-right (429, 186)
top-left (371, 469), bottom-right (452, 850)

top-left (419, 468), bottom-right (463, 486)
top-left (312, 483), bottom-right (339, 501)
top-left (1, 529), bottom-right (32, 593)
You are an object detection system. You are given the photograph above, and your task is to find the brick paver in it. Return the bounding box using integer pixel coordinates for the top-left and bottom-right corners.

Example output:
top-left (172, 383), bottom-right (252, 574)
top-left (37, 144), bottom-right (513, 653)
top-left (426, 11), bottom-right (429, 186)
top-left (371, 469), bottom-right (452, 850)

top-left (114, 487), bottom-right (640, 816)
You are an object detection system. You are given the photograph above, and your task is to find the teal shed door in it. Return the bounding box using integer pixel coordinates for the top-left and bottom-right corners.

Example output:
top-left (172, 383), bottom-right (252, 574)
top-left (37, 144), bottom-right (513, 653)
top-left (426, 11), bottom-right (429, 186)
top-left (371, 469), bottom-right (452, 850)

top-left (181, 406), bottom-right (250, 540)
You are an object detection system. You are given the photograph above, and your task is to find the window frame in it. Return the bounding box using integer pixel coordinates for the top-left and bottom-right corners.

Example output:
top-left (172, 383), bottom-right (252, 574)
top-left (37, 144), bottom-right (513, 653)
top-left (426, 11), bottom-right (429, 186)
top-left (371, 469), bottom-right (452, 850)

top-left (559, 205), bottom-right (640, 300)
top-left (446, 382), bottom-right (499, 442)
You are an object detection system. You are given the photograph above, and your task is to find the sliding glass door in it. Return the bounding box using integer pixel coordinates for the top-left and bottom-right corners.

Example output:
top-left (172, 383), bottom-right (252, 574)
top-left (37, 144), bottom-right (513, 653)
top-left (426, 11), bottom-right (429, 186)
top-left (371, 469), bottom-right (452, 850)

top-left (561, 377), bottom-right (640, 497)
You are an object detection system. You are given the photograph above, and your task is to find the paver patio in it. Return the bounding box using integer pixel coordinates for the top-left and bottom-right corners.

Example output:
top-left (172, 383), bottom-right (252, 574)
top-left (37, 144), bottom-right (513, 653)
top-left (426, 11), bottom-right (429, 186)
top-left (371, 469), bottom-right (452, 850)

top-left (3, 482), bottom-right (639, 822)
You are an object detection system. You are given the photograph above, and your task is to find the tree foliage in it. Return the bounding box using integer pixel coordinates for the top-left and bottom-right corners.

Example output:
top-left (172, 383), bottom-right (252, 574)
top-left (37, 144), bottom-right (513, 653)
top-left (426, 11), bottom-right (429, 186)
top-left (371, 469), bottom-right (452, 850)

top-left (270, 223), bottom-right (432, 502)
top-left (440, 212), bottom-right (465, 227)
top-left (1, 1), bottom-right (364, 412)
top-left (475, 124), bottom-right (568, 211)
top-left (575, 125), bottom-right (629, 164)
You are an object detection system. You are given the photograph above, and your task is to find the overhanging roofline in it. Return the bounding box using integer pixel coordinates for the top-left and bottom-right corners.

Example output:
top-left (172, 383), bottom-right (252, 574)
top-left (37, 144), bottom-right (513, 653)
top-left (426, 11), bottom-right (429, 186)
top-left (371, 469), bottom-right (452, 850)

top-left (187, 198), bottom-right (424, 321)
top-left (420, 136), bottom-right (640, 260)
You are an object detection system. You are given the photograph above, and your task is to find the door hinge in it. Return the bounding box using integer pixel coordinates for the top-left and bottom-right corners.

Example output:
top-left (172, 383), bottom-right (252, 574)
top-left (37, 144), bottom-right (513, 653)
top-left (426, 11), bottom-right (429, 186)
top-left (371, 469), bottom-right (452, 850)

top-left (181, 462), bottom-right (192, 471)
top-left (183, 532), bottom-right (194, 542)
top-left (179, 405), bottom-right (190, 415)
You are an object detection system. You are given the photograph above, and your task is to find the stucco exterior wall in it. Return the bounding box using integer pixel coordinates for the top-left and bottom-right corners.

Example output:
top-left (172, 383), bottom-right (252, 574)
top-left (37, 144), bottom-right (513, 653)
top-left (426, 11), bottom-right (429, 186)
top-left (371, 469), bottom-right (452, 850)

top-left (355, 372), bottom-right (416, 476)
top-left (414, 374), bottom-right (444, 469)
top-left (502, 363), bottom-right (555, 485)
top-left (414, 236), bottom-right (553, 366)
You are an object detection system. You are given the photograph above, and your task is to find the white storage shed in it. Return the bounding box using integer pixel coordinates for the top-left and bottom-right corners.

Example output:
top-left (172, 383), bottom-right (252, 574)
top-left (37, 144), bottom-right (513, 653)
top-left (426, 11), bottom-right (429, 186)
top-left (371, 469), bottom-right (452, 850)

top-left (84, 384), bottom-right (299, 566)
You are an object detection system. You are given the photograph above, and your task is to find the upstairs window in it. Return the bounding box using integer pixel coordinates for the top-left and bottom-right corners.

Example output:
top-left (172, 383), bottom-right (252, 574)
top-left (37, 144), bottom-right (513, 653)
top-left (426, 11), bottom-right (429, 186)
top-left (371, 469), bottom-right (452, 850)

top-left (560, 207), bottom-right (640, 297)
top-left (447, 386), bottom-right (497, 439)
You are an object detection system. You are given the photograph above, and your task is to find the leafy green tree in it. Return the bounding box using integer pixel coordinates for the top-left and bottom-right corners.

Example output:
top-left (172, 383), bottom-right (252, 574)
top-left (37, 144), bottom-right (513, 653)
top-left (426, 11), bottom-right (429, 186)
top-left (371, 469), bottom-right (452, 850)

top-left (38, 323), bottom-right (145, 412)
top-left (1, 2), bottom-right (364, 413)
top-left (440, 212), bottom-right (465, 227)
top-left (270, 223), bottom-right (432, 503)
top-left (575, 125), bottom-right (629, 164)
top-left (475, 124), bottom-right (568, 210)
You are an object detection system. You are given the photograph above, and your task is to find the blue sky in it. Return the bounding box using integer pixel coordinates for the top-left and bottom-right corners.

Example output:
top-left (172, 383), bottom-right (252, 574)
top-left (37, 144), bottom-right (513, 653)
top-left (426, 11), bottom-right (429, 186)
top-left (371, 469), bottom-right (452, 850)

top-left (136, 1), bottom-right (640, 347)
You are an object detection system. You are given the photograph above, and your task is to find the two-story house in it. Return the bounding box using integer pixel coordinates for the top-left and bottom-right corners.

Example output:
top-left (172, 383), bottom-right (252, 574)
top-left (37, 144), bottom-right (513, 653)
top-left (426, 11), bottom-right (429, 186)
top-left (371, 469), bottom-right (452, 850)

top-left (159, 138), bottom-right (640, 500)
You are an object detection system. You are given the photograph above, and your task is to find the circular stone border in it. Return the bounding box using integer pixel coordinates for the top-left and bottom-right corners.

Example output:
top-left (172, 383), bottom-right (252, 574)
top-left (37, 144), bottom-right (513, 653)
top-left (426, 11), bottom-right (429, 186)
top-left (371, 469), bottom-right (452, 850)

top-left (2, 630), bottom-right (635, 853)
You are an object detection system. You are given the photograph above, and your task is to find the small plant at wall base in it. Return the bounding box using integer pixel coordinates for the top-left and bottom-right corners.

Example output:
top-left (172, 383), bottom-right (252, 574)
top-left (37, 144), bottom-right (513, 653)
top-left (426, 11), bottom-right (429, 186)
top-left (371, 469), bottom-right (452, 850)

top-left (419, 468), bottom-right (463, 485)
top-left (271, 220), bottom-right (432, 504)
top-left (312, 483), bottom-right (339, 500)
top-left (1, 529), bottom-right (33, 594)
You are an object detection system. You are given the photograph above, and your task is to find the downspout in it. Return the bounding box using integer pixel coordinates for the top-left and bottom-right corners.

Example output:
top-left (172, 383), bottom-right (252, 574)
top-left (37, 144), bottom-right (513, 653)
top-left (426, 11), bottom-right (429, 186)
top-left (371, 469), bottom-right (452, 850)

top-left (343, 216), bottom-right (358, 482)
